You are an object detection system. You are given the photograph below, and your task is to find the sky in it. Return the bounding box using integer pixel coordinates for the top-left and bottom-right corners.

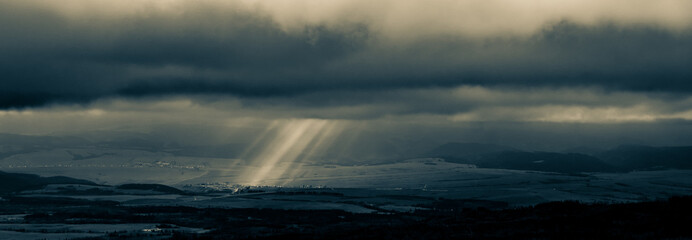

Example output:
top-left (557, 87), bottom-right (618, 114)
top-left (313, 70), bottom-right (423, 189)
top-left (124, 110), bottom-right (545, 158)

top-left (1, 0), bottom-right (692, 155)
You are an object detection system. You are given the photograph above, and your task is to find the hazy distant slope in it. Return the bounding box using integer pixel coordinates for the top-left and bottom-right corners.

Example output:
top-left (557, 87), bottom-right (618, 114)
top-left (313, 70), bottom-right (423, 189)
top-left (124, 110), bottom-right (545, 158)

top-left (117, 183), bottom-right (185, 194)
top-left (425, 142), bottom-right (518, 163)
top-left (0, 133), bottom-right (91, 148)
top-left (599, 145), bottom-right (692, 171)
top-left (0, 171), bottom-right (98, 193)
top-left (477, 151), bottom-right (616, 173)
top-left (425, 142), bottom-right (616, 173)
top-left (560, 146), bottom-right (605, 157)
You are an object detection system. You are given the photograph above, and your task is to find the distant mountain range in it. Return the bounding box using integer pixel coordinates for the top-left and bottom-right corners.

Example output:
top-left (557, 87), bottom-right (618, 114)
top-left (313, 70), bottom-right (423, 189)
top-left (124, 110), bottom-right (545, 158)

top-left (424, 142), bottom-right (692, 173)
top-left (2, 133), bottom-right (692, 174)
top-left (0, 171), bottom-right (98, 193)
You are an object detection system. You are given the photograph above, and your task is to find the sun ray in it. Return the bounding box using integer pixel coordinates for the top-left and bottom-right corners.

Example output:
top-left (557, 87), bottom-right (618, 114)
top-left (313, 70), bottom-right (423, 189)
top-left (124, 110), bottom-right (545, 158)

top-left (279, 121), bottom-right (346, 186)
top-left (230, 118), bottom-right (351, 186)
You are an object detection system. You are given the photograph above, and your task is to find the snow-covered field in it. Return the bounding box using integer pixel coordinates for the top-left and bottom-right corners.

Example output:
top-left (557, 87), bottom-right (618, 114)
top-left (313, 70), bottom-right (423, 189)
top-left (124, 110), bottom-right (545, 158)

top-left (3, 155), bottom-right (692, 207)
top-left (2, 148), bottom-right (692, 207)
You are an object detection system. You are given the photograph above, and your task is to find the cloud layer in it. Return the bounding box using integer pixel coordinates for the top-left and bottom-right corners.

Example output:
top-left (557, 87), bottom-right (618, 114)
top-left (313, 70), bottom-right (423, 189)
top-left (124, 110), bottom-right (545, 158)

top-left (2, 0), bottom-right (692, 151)
top-left (1, 0), bottom-right (692, 109)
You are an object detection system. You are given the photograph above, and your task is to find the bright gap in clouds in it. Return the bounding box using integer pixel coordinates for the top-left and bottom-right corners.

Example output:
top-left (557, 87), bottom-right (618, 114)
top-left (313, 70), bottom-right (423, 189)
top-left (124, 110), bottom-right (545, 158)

top-left (236, 118), bottom-right (346, 186)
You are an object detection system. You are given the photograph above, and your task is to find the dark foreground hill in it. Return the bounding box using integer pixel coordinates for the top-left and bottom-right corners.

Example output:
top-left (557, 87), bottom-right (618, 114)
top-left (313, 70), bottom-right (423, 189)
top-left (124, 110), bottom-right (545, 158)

top-left (1, 171), bottom-right (691, 239)
top-left (2, 191), bottom-right (691, 239)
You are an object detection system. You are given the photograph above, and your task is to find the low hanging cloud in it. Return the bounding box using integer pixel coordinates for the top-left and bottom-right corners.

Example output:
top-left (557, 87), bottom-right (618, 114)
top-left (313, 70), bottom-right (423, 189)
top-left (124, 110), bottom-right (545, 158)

top-left (2, 86), bottom-right (691, 133)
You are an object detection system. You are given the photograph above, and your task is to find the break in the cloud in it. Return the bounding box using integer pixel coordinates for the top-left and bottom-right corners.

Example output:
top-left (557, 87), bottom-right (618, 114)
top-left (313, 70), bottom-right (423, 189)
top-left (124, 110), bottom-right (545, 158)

top-left (1, 0), bottom-right (692, 109)
top-left (2, 86), bottom-right (692, 133)
top-left (4, 91), bottom-right (692, 153)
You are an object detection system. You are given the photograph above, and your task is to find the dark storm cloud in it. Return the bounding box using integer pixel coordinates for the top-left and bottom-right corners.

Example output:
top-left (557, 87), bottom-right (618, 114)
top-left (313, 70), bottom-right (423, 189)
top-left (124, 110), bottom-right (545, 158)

top-left (1, 1), bottom-right (691, 109)
top-left (512, 22), bottom-right (692, 91)
top-left (0, 1), bottom-right (370, 107)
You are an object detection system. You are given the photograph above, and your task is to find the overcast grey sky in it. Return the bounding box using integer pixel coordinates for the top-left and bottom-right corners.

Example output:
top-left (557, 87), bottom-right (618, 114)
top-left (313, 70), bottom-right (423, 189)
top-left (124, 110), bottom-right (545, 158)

top-left (1, 0), bottom-right (692, 152)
